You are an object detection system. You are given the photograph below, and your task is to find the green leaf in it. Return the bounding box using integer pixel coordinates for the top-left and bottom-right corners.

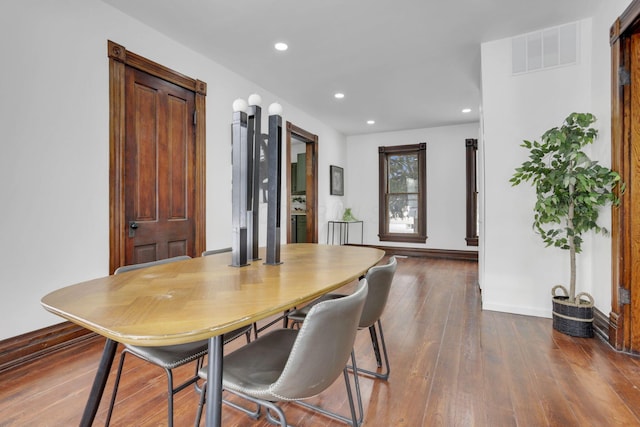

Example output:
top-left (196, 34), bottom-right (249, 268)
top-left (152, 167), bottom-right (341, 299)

top-left (510, 112), bottom-right (624, 297)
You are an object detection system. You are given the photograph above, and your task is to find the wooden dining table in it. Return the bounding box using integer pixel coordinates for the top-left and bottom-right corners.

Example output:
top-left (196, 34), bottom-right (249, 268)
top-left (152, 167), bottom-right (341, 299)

top-left (41, 243), bottom-right (384, 427)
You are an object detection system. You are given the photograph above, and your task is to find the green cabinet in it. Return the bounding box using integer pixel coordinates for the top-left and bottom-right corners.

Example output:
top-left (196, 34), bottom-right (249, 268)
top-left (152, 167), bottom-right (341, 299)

top-left (291, 214), bottom-right (307, 243)
top-left (294, 153), bottom-right (306, 194)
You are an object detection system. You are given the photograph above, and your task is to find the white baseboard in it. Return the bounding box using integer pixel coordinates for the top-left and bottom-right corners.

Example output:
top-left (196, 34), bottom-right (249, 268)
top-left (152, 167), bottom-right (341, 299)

top-left (482, 302), bottom-right (551, 319)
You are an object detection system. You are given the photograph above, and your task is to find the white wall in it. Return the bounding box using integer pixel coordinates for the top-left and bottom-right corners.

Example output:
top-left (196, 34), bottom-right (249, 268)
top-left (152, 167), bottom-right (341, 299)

top-left (346, 124), bottom-right (479, 250)
top-left (481, 20), bottom-right (592, 317)
top-left (480, 0), bottom-right (632, 318)
top-left (0, 0), bottom-right (346, 340)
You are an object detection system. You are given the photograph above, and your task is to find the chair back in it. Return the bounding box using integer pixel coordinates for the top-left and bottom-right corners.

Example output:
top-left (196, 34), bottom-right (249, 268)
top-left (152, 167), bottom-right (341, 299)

top-left (114, 255), bottom-right (191, 274)
top-left (270, 279), bottom-right (368, 400)
top-left (359, 256), bottom-right (397, 328)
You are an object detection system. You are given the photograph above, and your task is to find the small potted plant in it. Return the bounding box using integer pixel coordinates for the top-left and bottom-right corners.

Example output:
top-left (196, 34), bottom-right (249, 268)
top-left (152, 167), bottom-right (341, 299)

top-left (510, 112), bottom-right (623, 337)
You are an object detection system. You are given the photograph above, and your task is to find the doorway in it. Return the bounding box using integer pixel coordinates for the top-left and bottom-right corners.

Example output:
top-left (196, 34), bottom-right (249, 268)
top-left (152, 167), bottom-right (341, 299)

top-left (286, 122), bottom-right (318, 243)
top-left (107, 41), bottom-right (206, 273)
top-left (610, 1), bottom-right (640, 353)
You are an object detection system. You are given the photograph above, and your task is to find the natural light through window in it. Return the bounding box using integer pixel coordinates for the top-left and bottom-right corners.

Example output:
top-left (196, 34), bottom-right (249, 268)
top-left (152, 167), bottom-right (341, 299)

top-left (378, 143), bottom-right (427, 243)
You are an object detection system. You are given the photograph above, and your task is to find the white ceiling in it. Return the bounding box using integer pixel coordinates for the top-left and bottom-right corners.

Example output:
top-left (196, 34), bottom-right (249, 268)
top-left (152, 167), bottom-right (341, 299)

top-left (102, 0), bottom-right (598, 136)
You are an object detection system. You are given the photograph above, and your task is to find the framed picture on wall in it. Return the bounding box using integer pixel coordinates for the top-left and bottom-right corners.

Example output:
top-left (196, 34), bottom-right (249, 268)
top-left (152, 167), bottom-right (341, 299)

top-left (330, 165), bottom-right (344, 196)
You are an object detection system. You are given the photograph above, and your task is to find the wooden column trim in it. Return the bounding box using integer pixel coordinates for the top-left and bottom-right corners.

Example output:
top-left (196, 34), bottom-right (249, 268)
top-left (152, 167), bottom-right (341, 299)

top-left (108, 41), bottom-right (202, 93)
top-left (615, 1), bottom-right (640, 42)
top-left (195, 82), bottom-right (207, 257)
top-left (610, 2), bottom-right (638, 351)
top-left (109, 43), bottom-right (126, 274)
top-left (465, 138), bottom-right (479, 247)
top-left (285, 123), bottom-right (293, 244)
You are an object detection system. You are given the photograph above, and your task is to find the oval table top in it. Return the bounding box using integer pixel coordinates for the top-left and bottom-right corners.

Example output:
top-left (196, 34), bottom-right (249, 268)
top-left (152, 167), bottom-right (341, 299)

top-left (41, 244), bottom-right (385, 346)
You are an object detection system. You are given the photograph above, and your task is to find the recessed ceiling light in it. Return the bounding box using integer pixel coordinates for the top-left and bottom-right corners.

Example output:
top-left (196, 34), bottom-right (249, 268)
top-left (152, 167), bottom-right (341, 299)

top-left (367, 120), bottom-right (375, 125)
top-left (462, 108), bottom-right (472, 113)
top-left (334, 93), bottom-right (345, 99)
top-left (274, 42), bottom-right (288, 51)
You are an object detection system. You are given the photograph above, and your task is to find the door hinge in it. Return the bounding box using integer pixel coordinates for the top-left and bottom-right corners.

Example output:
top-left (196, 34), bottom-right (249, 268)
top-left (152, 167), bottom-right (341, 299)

top-left (619, 287), bottom-right (631, 305)
top-left (193, 110), bottom-right (197, 125)
top-left (619, 67), bottom-right (631, 87)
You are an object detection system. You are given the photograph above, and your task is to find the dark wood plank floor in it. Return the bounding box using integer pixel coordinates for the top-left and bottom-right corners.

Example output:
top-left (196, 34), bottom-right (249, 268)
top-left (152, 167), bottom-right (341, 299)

top-left (2, 256), bottom-right (640, 426)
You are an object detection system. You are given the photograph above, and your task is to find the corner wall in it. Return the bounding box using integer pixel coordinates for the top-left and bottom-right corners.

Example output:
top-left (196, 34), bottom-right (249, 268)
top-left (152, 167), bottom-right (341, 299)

top-left (480, 1), bottom-right (632, 318)
top-left (480, 19), bottom-right (593, 317)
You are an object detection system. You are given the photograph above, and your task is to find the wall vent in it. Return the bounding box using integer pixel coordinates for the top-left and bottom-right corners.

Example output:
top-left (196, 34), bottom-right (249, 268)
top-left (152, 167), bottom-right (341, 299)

top-left (512, 22), bottom-right (578, 75)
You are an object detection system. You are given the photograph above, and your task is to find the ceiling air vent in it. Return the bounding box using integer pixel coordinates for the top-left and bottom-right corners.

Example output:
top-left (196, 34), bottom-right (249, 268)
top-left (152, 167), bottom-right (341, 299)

top-left (512, 22), bottom-right (578, 75)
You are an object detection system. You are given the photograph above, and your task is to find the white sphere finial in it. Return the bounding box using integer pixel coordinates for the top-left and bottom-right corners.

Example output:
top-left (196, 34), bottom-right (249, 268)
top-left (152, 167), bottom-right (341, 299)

top-left (232, 98), bottom-right (248, 113)
top-left (268, 102), bottom-right (283, 116)
top-left (248, 93), bottom-right (262, 107)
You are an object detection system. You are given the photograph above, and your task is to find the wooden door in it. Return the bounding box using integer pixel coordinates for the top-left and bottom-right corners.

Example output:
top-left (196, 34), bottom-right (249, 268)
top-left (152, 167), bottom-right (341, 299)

top-left (611, 2), bottom-right (640, 353)
top-left (108, 41), bottom-right (206, 273)
top-left (124, 67), bottom-right (196, 263)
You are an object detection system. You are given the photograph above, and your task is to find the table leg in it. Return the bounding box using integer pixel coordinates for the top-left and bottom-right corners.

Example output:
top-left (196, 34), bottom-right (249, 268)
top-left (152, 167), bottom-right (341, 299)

top-left (205, 335), bottom-right (224, 427)
top-left (80, 338), bottom-right (118, 427)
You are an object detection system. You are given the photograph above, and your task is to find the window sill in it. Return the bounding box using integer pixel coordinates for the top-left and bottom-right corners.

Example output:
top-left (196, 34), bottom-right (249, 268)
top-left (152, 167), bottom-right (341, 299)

top-left (379, 234), bottom-right (427, 244)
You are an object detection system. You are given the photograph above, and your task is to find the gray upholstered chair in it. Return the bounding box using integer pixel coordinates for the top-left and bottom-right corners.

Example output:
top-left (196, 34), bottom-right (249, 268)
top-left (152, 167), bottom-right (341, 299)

top-left (194, 279), bottom-right (369, 427)
top-left (106, 255), bottom-right (252, 427)
top-left (288, 256), bottom-right (397, 380)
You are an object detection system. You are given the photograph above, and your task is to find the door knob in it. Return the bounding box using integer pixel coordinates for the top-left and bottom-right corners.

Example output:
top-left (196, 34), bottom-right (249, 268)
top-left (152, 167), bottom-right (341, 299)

top-left (128, 221), bottom-right (138, 237)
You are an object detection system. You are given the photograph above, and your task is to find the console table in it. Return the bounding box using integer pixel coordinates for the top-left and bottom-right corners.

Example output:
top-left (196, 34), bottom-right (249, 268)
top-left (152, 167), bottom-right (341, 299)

top-left (327, 220), bottom-right (364, 245)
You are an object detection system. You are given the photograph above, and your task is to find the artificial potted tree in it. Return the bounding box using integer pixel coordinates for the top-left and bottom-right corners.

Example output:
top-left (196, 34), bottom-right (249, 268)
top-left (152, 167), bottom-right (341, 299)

top-left (510, 112), bottom-right (623, 337)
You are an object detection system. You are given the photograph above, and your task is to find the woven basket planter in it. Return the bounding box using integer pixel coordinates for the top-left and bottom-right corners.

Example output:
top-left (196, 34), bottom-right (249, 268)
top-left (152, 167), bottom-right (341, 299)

top-left (551, 285), bottom-right (594, 338)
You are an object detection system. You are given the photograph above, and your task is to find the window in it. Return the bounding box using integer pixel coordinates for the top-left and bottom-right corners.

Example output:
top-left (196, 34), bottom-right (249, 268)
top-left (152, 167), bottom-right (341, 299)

top-left (465, 138), bottom-right (479, 246)
top-left (378, 143), bottom-right (427, 243)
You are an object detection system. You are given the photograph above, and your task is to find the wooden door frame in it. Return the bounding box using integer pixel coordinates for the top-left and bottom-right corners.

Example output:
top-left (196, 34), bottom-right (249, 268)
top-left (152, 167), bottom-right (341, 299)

top-left (285, 122), bottom-right (318, 243)
top-left (610, 2), bottom-right (640, 351)
top-left (107, 41), bottom-right (206, 274)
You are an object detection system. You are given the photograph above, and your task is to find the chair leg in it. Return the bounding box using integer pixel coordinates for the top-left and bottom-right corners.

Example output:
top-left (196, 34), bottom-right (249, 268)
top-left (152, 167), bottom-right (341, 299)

top-left (195, 381), bottom-right (206, 427)
top-left (263, 404), bottom-right (289, 427)
top-left (193, 357), bottom-right (205, 394)
top-left (375, 320), bottom-right (391, 379)
top-left (225, 389), bottom-right (286, 427)
top-left (368, 325), bottom-right (383, 368)
top-left (105, 350), bottom-right (128, 426)
top-left (194, 382), bottom-right (261, 426)
top-left (294, 352), bottom-right (364, 426)
top-left (108, 348), bottom-right (200, 427)
top-left (349, 351), bottom-right (364, 426)
top-left (343, 367), bottom-right (360, 427)
top-left (222, 396), bottom-right (261, 420)
top-left (165, 368), bottom-right (175, 427)
top-left (166, 360), bottom-right (206, 426)
top-left (350, 320), bottom-right (390, 380)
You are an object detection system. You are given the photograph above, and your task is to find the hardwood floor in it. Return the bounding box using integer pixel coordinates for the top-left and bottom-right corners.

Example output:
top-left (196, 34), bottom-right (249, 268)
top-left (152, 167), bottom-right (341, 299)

top-left (2, 256), bottom-right (640, 426)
